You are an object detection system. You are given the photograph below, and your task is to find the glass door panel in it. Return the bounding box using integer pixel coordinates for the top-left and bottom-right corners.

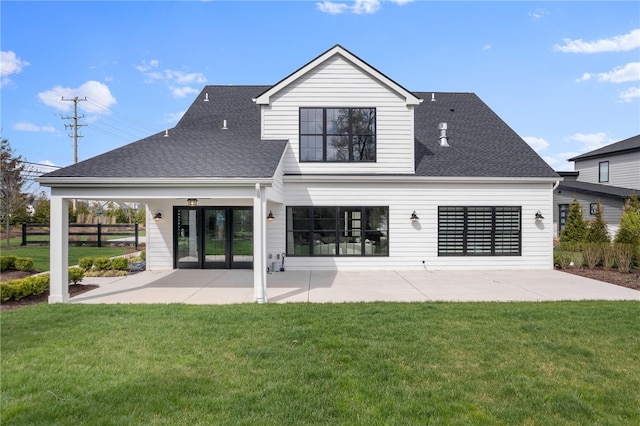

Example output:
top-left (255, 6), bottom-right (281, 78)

top-left (204, 209), bottom-right (227, 268)
top-left (174, 206), bottom-right (253, 269)
top-left (176, 208), bottom-right (199, 268)
top-left (232, 209), bottom-right (253, 268)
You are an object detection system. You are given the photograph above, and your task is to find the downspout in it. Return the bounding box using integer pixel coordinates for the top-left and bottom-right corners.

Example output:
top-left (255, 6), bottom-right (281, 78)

top-left (552, 180), bottom-right (560, 190)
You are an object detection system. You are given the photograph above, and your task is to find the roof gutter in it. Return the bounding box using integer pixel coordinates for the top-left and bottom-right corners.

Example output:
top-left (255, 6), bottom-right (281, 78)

top-left (37, 177), bottom-right (274, 188)
top-left (283, 175), bottom-right (561, 184)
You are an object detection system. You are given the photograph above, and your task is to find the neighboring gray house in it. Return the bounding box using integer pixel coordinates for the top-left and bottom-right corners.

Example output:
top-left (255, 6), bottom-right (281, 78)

top-left (39, 45), bottom-right (559, 303)
top-left (554, 134), bottom-right (640, 237)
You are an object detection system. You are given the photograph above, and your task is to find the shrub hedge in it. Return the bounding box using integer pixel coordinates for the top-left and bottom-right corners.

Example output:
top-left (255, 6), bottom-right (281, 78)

top-left (111, 257), bottom-right (129, 271)
top-left (554, 242), bottom-right (636, 272)
top-left (1, 256), bottom-right (17, 271)
top-left (92, 257), bottom-right (112, 271)
top-left (0, 267), bottom-right (85, 302)
top-left (14, 257), bottom-right (34, 272)
top-left (1, 256), bottom-right (34, 272)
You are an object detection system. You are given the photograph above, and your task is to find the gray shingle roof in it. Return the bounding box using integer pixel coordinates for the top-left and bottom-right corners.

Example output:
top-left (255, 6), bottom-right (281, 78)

top-left (568, 134), bottom-right (640, 161)
top-left (42, 86), bottom-right (287, 179)
top-left (413, 92), bottom-right (558, 178)
top-left (41, 87), bottom-right (558, 180)
top-left (557, 181), bottom-right (637, 200)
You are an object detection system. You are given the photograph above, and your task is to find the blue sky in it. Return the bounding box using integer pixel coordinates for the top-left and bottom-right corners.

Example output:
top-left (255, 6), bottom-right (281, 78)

top-left (2, 1), bottom-right (639, 191)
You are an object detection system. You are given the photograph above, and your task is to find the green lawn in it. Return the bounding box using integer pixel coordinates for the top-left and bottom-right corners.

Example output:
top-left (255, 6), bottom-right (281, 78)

top-left (2, 302), bottom-right (638, 425)
top-left (0, 246), bottom-right (135, 271)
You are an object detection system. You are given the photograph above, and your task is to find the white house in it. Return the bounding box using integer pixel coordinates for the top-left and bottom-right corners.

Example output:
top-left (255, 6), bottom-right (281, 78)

top-left (39, 45), bottom-right (560, 303)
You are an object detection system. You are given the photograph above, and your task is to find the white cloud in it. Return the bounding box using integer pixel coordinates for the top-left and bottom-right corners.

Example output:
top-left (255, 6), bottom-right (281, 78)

top-left (566, 132), bottom-right (611, 151)
top-left (317, 0), bottom-right (411, 15)
top-left (165, 70), bottom-right (207, 85)
top-left (353, 0), bottom-right (381, 14)
top-left (171, 86), bottom-right (199, 98)
top-left (576, 72), bottom-right (592, 83)
top-left (553, 28), bottom-right (640, 53)
top-left (14, 122), bottom-right (56, 133)
top-left (1, 51), bottom-right (30, 87)
top-left (523, 136), bottom-right (550, 152)
top-left (38, 81), bottom-right (117, 114)
top-left (135, 59), bottom-right (159, 72)
top-left (482, 44), bottom-right (492, 51)
top-left (542, 152), bottom-right (582, 171)
top-left (136, 59), bottom-right (206, 98)
top-left (596, 62), bottom-right (640, 83)
top-left (577, 62), bottom-right (640, 84)
top-left (619, 86), bottom-right (640, 102)
top-left (528, 8), bottom-right (549, 20)
top-left (317, 1), bottom-right (349, 14)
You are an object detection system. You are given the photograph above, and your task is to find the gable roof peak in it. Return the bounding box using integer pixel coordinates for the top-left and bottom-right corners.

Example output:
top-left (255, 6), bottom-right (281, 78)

top-left (253, 44), bottom-right (422, 106)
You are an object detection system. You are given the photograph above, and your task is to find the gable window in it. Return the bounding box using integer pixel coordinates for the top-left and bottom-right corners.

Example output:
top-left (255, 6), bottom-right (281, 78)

top-left (300, 108), bottom-right (376, 162)
top-left (438, 206), bottom-right (521, 256)
top-left (599, 161), bottom-right (609, 182)
top-left (286, 206), bottom-right (388, 256)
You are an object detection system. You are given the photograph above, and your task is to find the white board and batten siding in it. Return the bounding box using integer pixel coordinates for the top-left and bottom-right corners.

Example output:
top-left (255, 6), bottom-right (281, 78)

top-left (574, 151), bottom-right (640, 189)
top-left (268, 180), bottom-right (555, 271)
top-left (144, 189), bottom-right (263, 271)
top-left (260, 55), bottom-right (416, 176)
top-left (145, 200), bottom-right (174, 270)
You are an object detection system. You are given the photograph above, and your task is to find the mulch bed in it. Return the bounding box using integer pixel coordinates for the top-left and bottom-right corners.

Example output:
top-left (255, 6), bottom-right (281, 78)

top-left (1, 270), bottom-right (98, 312)
top-left (559, 266), bottom-right (640, 291)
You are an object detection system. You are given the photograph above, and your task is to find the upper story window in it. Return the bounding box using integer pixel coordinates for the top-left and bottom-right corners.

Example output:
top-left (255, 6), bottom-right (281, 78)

top-left (599, 161), bottom-right (609, 182)
top-left (300, 108), bottom-right (376, 162)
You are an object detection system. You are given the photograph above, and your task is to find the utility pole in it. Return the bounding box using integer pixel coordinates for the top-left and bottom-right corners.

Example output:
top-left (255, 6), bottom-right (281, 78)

top-left (61, 96), bottom-right (87, 214)
top-left (61, 96), bottom-right (87, 164)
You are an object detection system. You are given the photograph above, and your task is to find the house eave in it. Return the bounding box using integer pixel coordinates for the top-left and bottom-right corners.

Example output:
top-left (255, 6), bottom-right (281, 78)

top-left (37, 177), bottom-right (274, 188)
top-left (283, 175), bottom-right (560, 184)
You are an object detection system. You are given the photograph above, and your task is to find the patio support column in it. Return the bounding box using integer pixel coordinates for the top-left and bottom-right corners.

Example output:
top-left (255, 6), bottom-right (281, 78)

top-left (49, 195), bottom-right (69, 303)
top-left (253, 183), bottom-right (267, 303)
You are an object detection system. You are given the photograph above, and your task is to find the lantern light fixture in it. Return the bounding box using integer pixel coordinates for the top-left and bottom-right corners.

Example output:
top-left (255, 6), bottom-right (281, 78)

top-left (410, 211), bottom-right (420, 223)
top-left (187, 198), bottom-right (198, 207)
top-left (267, 210), bottom-right (275, 223)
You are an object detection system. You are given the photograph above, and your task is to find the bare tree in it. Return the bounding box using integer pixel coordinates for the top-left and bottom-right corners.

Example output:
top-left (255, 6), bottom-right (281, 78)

top-left (1, 138), bottom-right (34, 245)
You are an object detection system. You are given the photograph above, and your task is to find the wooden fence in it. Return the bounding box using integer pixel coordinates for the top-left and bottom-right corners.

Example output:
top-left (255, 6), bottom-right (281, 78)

top-left (21, 223), bottom-right (141, 248)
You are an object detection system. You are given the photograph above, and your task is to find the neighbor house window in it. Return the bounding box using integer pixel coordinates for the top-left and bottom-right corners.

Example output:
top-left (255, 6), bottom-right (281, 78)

top-left (558, 204), bottom-right (569, 233)
top-left (438, 206), bottom-right (521, 256)
top-left (300, 108), bottom-right (376, 162)
top-left (599, 161), bottom-right (609, 182)
top-left (286, 206), bottom-right (388, 256)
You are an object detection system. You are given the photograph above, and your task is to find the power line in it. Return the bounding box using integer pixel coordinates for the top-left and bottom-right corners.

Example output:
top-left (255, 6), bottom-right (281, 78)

top-left (20, 160), bottom-right (61, 169)
top-left (89, 124), bottom-right (134, 143)
top-left (85, 98), bottom-right (158, 134)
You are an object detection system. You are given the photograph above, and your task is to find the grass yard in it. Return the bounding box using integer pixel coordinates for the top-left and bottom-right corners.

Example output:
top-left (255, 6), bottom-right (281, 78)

top-left (1, 246), bottom-right (134, 272)
top-left (1, 301), bottom-right (638, 425)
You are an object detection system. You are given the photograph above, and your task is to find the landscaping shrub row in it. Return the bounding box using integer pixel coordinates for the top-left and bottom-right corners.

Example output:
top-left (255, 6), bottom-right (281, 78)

top-left (0, 267), bottom-right (85, 302)
top-left (554, 242), bottom-right (636, 273)
top-left (79, 256), bottom-right (129, 271)
top-left (1, 255), bottom-right (34, 272)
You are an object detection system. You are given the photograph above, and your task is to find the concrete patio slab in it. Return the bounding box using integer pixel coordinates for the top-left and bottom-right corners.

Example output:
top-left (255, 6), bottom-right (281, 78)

top-left (71, 268), bottom-right (639, 305)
